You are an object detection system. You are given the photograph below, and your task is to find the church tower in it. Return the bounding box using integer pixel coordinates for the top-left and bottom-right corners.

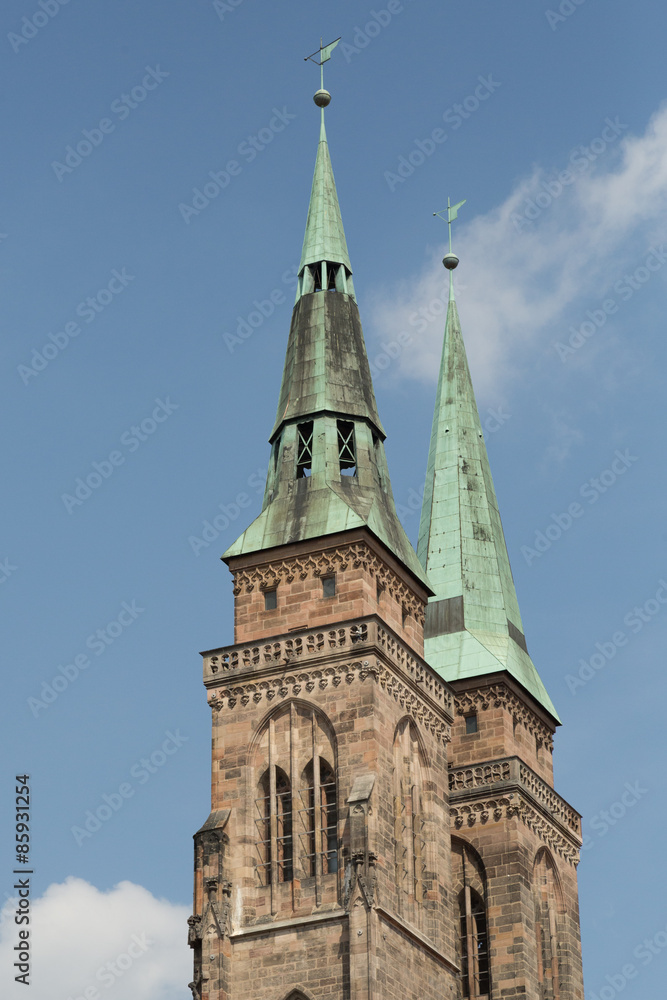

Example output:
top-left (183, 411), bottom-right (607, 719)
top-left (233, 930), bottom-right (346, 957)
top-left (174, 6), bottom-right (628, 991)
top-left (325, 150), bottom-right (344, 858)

top-left (416, 210), bottom-right (585, 998)
top-left (189, 50), bottom-right (584, 1000)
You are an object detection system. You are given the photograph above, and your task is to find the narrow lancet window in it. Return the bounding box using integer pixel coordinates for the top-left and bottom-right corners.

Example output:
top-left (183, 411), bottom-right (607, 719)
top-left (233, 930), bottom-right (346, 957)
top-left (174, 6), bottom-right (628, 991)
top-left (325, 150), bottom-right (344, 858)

top-left (257, 766), bottom-right (293, 885)
top-left (459, 888), bottom-right (490, 997)
top-left (337, 420), bottom-right (356, 476)
top-left (253, 704), bottom-right (337, 898)
top-left (533, 850), bottom-right (562, 999)
top-left (303, 757), bottom-right (338, 876)
top-left (452, 840), bottom-right (491, 998)
top-left (393, 719), bottom-right (425, 909)
top-left (296, 421), bottom-right (314, 478)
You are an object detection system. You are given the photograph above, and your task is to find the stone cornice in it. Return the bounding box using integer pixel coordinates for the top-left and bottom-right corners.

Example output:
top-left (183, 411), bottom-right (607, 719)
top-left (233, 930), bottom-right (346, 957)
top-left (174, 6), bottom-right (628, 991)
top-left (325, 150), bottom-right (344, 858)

top-left (207, 656), bottom-right (452, 747)
top-left (449, 757), bottom-right (581, 834)
top-left (453, 683), bottom-right (555, 752)
top-left (229, 539), bottom-right (427, 624)
top-left (448, 756), bottom-right (582, 866)
top-left (204, 616), bottom-right (454, 737)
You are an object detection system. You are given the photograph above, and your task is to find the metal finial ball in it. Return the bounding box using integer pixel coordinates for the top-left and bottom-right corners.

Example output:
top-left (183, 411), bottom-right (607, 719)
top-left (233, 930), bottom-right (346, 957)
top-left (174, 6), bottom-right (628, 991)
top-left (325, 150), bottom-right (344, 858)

top-left (313, 89), bottom-right (331, 108)
top-left (442, 252), bottom-right (459, 270)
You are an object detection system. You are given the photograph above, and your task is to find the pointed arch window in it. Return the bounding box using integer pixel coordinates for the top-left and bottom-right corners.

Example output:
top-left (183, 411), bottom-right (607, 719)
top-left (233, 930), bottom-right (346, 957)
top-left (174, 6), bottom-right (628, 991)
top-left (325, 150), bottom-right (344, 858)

top-left (257, 766), bottom-right (293, 884)
top-left (253, 703), bottom-right (337, 898)
top-left (533, 850), bottom-right (562, 999)
top-left (302, 757), bottom-right (338, 876)
top-left (458, 887), bottom-right (490, 997)
top-left (452, 840), bottom-right (491, 999)
top-left (393, 719), bottom-right (425, 908)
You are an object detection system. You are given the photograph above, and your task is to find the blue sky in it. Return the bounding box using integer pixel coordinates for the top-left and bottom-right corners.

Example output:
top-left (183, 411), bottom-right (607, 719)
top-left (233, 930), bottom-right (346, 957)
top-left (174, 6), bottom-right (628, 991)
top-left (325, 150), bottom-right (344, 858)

top-left (2, 1), bottom-right (667, 996)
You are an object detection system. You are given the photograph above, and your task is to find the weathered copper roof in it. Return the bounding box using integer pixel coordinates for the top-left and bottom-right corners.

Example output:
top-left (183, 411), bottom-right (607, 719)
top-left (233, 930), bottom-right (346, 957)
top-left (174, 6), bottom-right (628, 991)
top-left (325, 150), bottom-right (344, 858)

top-left (417, 295), bottom-right (559, 722)
top-left (270, 292), bottom-right (384, 441)
top-left (224, 112), bottom-right (430, 592)
top-left (298, 117), bottom-right (352, 276)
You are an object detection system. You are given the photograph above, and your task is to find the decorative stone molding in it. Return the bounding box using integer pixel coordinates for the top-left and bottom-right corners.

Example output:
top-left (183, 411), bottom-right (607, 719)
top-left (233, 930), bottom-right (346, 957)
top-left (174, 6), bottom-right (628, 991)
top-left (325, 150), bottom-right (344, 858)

top-left (449, 760), bottom-right (512, 791)
top-left (207, 622), bottom-right (370, 673)
top-left (204, 616), bottom-right (454, 719)
top-left (454, 684), bottom-right (555, 752)
top-left (207, 659), bottom-right (451, 746)
top-left (518, 762), bottom-right (580, 833)
top-left (344, 852), bottom-right (377, 911)
top-left (376, 625), bottom-right (454, 715)
top-left (450, 794), bottom-right (580, 866)
top-left (231, 540), bottom-right (426, 624)
top-left (449, 756), bottom-right (581, 837)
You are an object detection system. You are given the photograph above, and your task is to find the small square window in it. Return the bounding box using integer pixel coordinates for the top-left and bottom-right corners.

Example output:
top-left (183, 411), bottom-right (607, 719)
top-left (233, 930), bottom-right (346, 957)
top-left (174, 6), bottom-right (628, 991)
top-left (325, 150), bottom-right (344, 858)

top-left (465, 714), bottom-right (478, 734)
top-left (322, 575), bottom-right (336, 598)
top-left (264, 589), bottom-right (277, 611)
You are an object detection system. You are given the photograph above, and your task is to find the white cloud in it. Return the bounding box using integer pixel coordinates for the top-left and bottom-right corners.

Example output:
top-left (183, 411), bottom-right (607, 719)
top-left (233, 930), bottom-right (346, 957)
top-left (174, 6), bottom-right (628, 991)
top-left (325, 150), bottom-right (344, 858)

top-left (1, 878), bottom-right (189, 1000)
top-left (368, 105), bottom-right (667, 404)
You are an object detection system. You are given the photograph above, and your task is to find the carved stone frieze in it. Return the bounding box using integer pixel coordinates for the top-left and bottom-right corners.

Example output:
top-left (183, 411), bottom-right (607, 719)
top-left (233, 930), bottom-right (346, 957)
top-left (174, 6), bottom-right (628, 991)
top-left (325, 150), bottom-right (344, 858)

top-left (449, 760), bottom-right (512, 791)
top-left (454, 684), bottom-right (555, 752)
top-left (450, 794), bottom-right (580, 867)
top-left (208, 659), bottom-right (451, 746)
top-left (231, 541), bottom-right (426, 624)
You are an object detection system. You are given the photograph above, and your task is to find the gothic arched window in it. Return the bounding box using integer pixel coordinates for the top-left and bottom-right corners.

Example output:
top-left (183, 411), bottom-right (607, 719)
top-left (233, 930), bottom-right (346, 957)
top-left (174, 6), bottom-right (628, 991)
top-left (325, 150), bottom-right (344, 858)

top-left (257, 766), bottom-right (293, 884)
top-left (303, 757), bottom-right (338, 876)
top-left (458, 887), bottom-right (490, 997)
top-left (393, 718), bottom-right (425, 907)
top-left (533, 849), bottom-right (563, 999)
top-left (452, 839), bottom-right (491, 999)
top-left (253, 702), bottom-right (337, 892)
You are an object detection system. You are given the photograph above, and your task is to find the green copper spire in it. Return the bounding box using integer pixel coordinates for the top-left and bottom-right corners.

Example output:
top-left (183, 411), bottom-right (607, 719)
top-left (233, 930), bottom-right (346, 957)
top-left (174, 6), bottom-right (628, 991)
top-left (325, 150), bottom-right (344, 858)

top-left (297, 121), bottom-right (353, 280)
top-left (296, 37), bottom-right (353, 301)
top-left (224, 67), bottom-right (430, 592)
top-left (417, 212), bottom-right (559, 721)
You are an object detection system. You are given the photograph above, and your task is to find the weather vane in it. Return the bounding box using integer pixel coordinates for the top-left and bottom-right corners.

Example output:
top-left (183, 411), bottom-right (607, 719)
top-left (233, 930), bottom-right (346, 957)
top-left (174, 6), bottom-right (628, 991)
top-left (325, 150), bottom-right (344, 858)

top-left (433, 197), bottom-right (466, 271)
top-left (304, 36), bottom-right (341, 108)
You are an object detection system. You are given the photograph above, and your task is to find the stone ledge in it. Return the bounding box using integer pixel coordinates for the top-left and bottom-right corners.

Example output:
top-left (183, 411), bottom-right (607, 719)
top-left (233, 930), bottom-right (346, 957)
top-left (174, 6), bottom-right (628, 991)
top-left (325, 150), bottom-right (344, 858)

top-left (230, 907), bottom-right (346, 939)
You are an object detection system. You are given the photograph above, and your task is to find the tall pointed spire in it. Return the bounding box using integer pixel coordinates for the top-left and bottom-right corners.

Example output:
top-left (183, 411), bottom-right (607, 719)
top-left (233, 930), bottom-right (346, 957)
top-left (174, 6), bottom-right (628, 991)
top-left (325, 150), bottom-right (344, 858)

top-left (297, 118), bottom-right (352, 284)
top-left (417, 214), bottom-right (559, 720)
top-left (224, 59), bottom-right (429, 591)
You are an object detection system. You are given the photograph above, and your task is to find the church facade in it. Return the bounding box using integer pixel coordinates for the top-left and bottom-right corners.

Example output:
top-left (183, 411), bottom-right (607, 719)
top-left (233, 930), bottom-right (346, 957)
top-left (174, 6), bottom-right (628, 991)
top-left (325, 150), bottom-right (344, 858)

top-left (188, 81), bottom-right (585, 1000)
